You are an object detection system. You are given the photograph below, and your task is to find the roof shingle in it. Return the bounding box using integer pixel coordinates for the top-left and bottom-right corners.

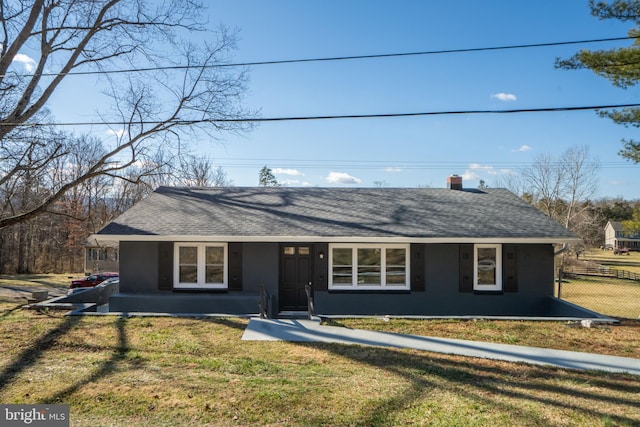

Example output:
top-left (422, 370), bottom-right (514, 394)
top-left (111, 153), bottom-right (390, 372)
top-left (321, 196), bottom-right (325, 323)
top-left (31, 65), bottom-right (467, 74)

top-left (97, 186), bottom-right (578, 241)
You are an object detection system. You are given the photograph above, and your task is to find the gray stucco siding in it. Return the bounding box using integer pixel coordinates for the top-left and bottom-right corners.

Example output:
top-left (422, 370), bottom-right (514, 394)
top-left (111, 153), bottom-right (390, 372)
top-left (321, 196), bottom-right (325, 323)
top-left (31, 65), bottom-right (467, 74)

top-left (314, 243), bottom-right (556, 316)
top-left (120, 241), bottom-right (159, 293)
top-left (117, 241), bottom-right (558, 316)
top-left (242, 242), bottom-right (279, 294)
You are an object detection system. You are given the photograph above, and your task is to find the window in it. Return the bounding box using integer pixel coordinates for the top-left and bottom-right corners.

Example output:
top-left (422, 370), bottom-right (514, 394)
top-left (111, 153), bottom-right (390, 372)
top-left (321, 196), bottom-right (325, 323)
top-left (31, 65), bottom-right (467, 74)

top-left (88, 248), bottom-right (118, 262)
top-left (174, 243), bottom-right (227, 289)
top-left (329, 244), bottom-right (409, 290)
top-left (474, 244), bottom-right (502, 291)
top-left (88, 248), bottom-right (106, 261)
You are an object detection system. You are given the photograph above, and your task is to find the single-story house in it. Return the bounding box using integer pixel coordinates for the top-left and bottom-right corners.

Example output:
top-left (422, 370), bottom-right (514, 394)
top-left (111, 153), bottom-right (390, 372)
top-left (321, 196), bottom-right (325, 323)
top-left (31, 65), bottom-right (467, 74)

top-left (604, 220), bottom-right (640, 251)
top-left (84, 239), bottom-right (119, 273)
top-left (92, 176), bottom-right (586, 317)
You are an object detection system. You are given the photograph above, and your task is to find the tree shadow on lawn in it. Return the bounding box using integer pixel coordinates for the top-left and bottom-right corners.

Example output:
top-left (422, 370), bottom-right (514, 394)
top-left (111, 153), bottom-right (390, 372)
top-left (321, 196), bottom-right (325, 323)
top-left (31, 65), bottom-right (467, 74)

top-left (38, 317), bottom-right (246, 403)
top-left (43, 317), bottom-right (135, 404)
top-left (0, 301), bottom-right (28, 318)
top-left (0, 314), bottom-right (82, 391)
top-left (297, 342), bottom-right (640, 426)
top-left (5, 316), bottom-right (637, 425)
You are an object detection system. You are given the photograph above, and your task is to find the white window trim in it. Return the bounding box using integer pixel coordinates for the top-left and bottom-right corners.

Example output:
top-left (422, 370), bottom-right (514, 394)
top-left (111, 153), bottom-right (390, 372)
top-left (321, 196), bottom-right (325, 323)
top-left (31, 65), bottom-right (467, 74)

top-left (474, 244), bottom-right (502, 291)
top-left (328, 243), bottom-right (410, 290)
top-left (173, 242), bottom-right (228, 289)
top-left (88, 248), bottom-right (106, 261)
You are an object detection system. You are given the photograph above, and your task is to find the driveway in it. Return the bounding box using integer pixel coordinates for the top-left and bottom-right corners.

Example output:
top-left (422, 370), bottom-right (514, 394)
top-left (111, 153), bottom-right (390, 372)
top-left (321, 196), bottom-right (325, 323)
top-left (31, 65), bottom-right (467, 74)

top-left (242, 318), bottom-right (640, 376)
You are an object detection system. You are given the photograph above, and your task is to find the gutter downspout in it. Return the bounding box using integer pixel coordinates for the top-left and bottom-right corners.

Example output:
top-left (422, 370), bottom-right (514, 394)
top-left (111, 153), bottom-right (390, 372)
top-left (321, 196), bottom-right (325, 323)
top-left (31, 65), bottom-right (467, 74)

top-left (554, 243), bottom-right (570, 256)
top-left (553, 243), bottom-right (571, 299)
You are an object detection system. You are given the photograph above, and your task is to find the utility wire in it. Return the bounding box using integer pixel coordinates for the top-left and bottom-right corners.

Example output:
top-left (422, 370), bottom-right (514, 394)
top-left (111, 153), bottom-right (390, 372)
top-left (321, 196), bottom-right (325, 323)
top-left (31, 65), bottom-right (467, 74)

top-left (211, 160), bottom-right (633, 170)
top-left (3, 36), bottom-right (635, 78)
top-left (2, 103), bottom-right (639, 127)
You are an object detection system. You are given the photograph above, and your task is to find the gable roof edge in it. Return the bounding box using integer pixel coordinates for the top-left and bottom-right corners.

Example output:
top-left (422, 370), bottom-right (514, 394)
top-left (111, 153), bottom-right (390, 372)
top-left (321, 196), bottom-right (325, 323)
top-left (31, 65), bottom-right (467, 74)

top-left (90, 234), bottom-right (582, 245)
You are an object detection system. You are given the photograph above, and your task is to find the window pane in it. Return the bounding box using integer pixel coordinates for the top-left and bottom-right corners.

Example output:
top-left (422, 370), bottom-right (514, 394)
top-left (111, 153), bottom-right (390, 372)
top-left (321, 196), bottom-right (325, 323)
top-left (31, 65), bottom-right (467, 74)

top-left (332, 248), bottom-right (352, 285)
top-left (357, 249), bottom-right (381, 285)
top-left (386, 248), bottom-right (406, 285)
top-left (206, 266), bottom-right (224, 283)
top-left (298, 247), bottom-right (310, 255)
top-left (179, 266), bottom-right (197, 283)
top-left (358, 266), bottom-right (381, 285)
top-left (206, 246), bottom-right (224, 264)
top-left (358, 248), bottom-right (380, 266)
top-left (386, 248), bottom-right (406, 266)
top-left (283, 247), bottom-right (295, 255)
top-left (386, 267), bottom-right (406, 285)
top-left (333, 248), bottom-right (352, 265)
top-left (332, 267), bottom-right (353, 285)
top-left (477, 247), bottom-right (497, 285)
top-left (179, 246), bottom-right (197, 264)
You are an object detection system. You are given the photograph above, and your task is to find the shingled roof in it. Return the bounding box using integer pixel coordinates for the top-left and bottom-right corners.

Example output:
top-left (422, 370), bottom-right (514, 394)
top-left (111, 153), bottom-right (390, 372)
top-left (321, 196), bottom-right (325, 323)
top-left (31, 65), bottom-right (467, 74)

top-left (96, 186), bottom-right (579, 243)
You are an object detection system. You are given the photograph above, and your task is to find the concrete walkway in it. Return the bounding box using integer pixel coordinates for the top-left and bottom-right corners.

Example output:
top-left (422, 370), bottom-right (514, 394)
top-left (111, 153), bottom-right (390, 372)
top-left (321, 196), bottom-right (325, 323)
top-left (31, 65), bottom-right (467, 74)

top-left (242, 318), bottom-right (640, 376)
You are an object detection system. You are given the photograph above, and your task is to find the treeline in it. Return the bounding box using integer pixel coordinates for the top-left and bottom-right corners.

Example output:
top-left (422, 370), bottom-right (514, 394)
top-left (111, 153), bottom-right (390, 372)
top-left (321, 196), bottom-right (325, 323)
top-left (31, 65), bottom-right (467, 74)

top-left (0, 157), bottom-right (231, 274)
top-left (1, 185), bottom-right (636, 274)
top-left (553, 198), bottom-right (640, 250)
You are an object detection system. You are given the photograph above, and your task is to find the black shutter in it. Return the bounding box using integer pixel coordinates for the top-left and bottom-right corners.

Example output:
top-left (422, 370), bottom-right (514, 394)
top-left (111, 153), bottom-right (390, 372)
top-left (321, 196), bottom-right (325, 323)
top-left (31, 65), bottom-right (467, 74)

top-left (410, 243), bottom-right (425, 292)
top-left (158, 242), bottom-right (173, 290)
top-left (228, 242), bottom-right (243, 291)
top-left (459, 244), bottom-right (473, 293)
top-left (314, 243), bottom-right (329, 291)
top-left (503, 244), bottom-right (518, 292)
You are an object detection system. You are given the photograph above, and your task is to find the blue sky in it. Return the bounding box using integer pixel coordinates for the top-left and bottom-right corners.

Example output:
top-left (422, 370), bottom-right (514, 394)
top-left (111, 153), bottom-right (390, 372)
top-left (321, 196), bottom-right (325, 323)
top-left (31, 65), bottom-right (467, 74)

top-left (48, 1), bottom-right (640, 198)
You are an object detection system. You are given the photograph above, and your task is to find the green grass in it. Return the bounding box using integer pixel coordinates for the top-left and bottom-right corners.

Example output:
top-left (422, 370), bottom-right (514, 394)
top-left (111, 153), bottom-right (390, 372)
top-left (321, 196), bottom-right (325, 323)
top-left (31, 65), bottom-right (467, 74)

top-left (0, 298), bottom-right (639, 426)
top-left (559, 276), bottom-right (640, 319)
top-left (582, 250), bottom-right (640, 275)
top-left (564, 251), bottom-right (640, 319)
top-left (0, 273), bottom-right (72, 297)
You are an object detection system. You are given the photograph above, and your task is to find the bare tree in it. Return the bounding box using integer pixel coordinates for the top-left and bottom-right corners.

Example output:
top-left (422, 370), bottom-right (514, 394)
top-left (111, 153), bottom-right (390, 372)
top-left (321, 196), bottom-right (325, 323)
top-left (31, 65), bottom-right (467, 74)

top-left (501, 145), bottom-right (600, 238)
top-left (520, 152), bottom-right (566, 220)
top-left (0, 0), bottom-right (254, 229)
top-left (210, 166), bottom-right (233, 187)
top-left (561, 146), bottom-right (600, 228)
top-left (177, 156), bottom-right (232, 187)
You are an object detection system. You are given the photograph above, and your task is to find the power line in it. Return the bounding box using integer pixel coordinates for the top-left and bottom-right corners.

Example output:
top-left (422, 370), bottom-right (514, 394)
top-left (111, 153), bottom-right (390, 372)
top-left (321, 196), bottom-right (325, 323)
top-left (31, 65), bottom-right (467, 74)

top-left (2, 103), bottom-right (639, 127)
top-left (4, 36), bottom-right (635, 78)
top-left (210, 158), bottom-right (635, 170)
top-left (226, 103), bottom-right (640, 122)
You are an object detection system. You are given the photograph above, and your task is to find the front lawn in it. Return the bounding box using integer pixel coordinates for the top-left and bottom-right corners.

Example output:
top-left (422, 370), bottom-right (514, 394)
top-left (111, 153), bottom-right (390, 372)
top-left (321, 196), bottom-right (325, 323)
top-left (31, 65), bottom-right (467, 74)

top-left (0, 297), bottom-right (638, 426)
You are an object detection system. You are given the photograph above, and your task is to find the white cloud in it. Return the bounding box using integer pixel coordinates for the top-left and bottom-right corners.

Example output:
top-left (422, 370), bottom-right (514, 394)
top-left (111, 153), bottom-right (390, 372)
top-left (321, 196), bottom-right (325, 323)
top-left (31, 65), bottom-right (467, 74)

top-left (462, 171), bottom-right (479, 181)
top-left (384, 167), bottom-right (404, 173)
top-left (491, 93), bottom-right (517, 102)
top-left (326, 171), bottom-right (362, 185)
top-left (469, 163), bottom-right (498, 175)
top-left (106, 129), bottom-right (125, 138)
top-left (513, 145), bottom-right (532, 152)
top-left (462, 164), bottom-right (514, 183)
top-left (273, 168), bottom-right (303, 176)
top-left (13, 53), bottom-right (36, 72)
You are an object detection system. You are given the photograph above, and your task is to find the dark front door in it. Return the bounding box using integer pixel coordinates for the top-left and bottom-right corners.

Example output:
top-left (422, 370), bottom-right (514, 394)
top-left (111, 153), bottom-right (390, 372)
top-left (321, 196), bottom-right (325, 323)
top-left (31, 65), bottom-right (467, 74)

top-left (279, 244), bottom-right (313, 311)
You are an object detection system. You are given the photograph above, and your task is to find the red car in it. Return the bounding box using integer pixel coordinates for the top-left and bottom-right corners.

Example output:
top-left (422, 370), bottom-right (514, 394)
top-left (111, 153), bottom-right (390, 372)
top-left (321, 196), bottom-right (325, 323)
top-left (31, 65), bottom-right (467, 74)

top-left (70, 272), bottom-right (119, 289)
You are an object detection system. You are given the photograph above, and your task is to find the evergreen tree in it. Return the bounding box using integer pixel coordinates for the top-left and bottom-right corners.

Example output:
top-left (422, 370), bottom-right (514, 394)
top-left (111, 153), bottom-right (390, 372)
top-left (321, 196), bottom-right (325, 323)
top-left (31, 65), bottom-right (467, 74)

top-left (556, 0), bottom-right (640, 162)
top-left (259, 166), bottom-right (280, 187)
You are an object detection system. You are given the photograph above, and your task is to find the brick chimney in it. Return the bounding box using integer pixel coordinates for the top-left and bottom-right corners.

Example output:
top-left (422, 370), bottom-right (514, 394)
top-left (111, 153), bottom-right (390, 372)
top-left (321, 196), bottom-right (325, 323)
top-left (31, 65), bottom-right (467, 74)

top-left (447, 174), bottom-right (463, 190)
